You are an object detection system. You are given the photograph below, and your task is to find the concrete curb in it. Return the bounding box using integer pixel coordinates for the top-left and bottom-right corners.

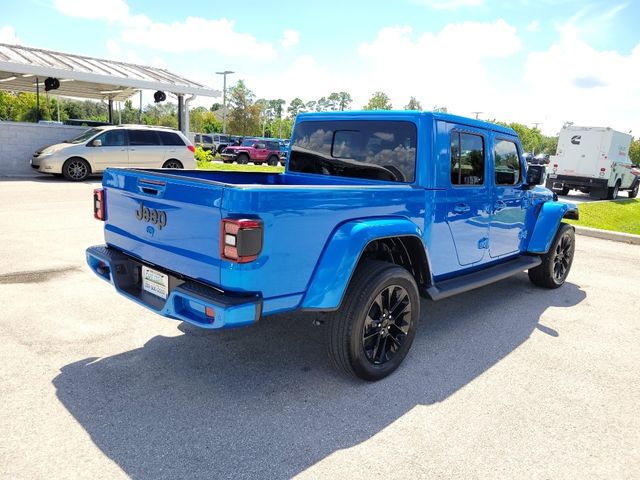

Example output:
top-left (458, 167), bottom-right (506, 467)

top-left (574, 225), bottom-right (640, 245)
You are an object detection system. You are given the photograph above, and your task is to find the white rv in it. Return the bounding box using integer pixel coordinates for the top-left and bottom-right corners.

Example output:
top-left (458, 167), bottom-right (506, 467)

top-left (546, 126), bottom-right (639, 199)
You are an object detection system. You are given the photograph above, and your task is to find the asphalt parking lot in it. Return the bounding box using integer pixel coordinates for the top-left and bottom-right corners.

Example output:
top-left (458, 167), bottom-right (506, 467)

top-left (1, 177), bottom-right (639, 480)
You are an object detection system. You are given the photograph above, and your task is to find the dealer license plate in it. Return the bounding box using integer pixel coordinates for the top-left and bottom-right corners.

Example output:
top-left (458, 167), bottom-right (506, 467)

top-left (141, 266), bottom-right (168, 300)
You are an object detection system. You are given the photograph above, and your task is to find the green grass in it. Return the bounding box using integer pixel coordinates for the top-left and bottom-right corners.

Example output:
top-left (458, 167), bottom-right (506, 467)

top-left (196, 161), bottom-right (284, 174)
top-left (565, 199), bottom-right (640, 235)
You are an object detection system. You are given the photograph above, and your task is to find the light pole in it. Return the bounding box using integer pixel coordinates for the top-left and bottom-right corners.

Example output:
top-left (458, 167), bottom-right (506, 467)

top-left (216, 70), bottom-right (234, 134)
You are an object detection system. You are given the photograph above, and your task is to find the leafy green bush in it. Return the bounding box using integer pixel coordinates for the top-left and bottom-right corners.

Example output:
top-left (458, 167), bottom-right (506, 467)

top-left (194, 146), bottom-right (213, 167)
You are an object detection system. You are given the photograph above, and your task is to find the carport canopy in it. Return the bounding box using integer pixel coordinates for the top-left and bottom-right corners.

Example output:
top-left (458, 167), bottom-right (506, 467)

top-left (0, 42), bottom-right (220, 130)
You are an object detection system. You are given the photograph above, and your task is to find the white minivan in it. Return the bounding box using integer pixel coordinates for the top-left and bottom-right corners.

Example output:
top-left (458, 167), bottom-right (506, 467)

top-left (31, 125), bottom-right (196, 181)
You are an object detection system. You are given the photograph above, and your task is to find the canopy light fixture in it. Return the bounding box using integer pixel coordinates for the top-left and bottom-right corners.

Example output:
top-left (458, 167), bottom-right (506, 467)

top-left (100, 89), bottom-right (125, 94)
top-left (44, 77), bottom-right (60, 91)
top-left (153, 90), bottom-right (166, 103)
top-left (0, 76), bottom-right (17, 82)
top-left (21, 73), bottom-right (34, 78)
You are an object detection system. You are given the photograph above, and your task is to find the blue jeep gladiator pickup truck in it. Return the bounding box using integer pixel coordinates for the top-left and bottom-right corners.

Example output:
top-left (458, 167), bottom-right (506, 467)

top-left (87, 111), bottom-right (578, 381)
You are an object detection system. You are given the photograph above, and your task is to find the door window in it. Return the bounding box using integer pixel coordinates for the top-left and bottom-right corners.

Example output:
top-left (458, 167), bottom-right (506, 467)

top-left (494, 139), bottom-right (521, 185)
top-left (129, 130), bottom-right (160, 146)
top-left (95, 129), bottom-right (127, 146)
top-left (451, 132), bottom-right (485, 186)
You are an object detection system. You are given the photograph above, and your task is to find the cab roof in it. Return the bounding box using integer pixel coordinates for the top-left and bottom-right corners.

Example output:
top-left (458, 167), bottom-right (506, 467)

top-left (295, 110), bottom-right (517, 137)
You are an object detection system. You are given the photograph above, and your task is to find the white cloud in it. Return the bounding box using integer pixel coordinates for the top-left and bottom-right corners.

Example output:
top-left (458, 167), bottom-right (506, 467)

top-left (527, 20), bottom-right (540, 32)
top-left (522, 21), bottom-right (640, 134)
top-left (281, 29), bottom-right (300, 48)
top-left (120, 17), bottom-right (277, 59)
top-left (415, 0), bottom-right (483, 10)
top-left (54, 0), bottom-right (138, 25)
top-left (55, 0), bottom-right (275, 60)
top-left (0, 25), bottom-right (21, 45)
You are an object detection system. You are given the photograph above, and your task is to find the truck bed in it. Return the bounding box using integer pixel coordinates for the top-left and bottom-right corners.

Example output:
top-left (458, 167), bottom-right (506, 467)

top-left (100, 168), bottom-right (425, 317)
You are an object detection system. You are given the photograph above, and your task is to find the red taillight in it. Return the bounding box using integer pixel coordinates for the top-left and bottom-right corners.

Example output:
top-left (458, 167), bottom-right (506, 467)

top-left (220, 218), bottom-right (263, 263)
top-left (553, 164), bottom-right (558, 168)
top-left (93, 188), bottom-right (105, 221)
top-left (187, 145), bottom-right (195, 153)
top-left (600, 168), bottom-right (606, 172)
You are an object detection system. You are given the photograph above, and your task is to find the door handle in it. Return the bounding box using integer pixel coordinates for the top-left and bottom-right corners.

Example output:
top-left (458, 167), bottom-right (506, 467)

top-left (494, 200), bottom-right (507, 212)
top-left (453, 203), bottom-right (470, 214)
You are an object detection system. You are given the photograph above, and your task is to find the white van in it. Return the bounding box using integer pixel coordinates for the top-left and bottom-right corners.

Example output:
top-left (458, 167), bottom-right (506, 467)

top-left (31, 125), bottom-right (196, 181)
top-left (546, 125), bottom-right (639, 199)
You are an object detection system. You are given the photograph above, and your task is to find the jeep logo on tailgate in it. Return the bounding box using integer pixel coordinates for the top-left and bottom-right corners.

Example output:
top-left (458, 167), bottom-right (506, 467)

top-left (136, 203), bottom-right (167, 230)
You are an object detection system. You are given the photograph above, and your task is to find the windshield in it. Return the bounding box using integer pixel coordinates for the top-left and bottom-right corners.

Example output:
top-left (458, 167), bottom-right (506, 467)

top-left (68, 128), bottom-right (103, 144)
top-left (241, 139), bottom-right (256, 146)
top-left (289, 120), bottom-right (417, 183)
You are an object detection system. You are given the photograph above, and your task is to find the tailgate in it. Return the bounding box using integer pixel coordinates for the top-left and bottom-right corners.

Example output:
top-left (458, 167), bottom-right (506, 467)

top-left (102, 169), bottom-right (224, 286)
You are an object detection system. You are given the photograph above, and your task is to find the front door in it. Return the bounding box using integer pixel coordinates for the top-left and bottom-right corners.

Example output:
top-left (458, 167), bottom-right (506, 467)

top-left (489, 137), bottom-right (526, 258)
top-left (446, 129), bottom-right (491, 266)
top-left (86, 129), bottom-right (128, 172)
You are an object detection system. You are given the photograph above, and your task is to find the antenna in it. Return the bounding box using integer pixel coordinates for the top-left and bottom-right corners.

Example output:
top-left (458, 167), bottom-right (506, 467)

top-left (471, 111), bottom-right (483, 119)
top-left (532, 122), bottom-right (542, 130)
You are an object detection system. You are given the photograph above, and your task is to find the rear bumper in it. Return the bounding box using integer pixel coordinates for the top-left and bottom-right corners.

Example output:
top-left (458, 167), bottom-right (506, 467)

top-left (546, 175), bottom-right (608, 190)
top-left (86, 244), bottom-right (262, 329)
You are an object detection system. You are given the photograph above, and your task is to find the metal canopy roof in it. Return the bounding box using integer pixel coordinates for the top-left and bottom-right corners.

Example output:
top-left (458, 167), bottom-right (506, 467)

top-left (0, 43), bottom-right (220, 101)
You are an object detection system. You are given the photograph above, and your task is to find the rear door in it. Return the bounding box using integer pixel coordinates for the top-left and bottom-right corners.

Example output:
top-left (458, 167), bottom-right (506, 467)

top-left (253, 142), bottom-right (268, 163)
top-left (489, 136), bottom-right (526, 258)
top-left (128, 129), bottom-right (164, 168)
top-left (445, 128), bottom-right (491, 266)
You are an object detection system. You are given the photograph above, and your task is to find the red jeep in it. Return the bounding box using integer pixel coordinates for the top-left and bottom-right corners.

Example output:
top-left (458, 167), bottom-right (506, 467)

top-left (221, 139), bottom-right (282, 166)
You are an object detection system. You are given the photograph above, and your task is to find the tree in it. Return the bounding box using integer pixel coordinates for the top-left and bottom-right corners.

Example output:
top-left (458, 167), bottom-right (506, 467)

top-left (305, 100), bottom-right (317, 112)
top-left (404, 97), bottom-right (422, 111)
top-left (227, 80), bottom-right (261, 136)
top-left (120, 99), bottom-right (140, 124)
top-left (337, 91), bottom-right (352, 111)
top-left (316, 97), bottom-right (329, 112)
top-left (630, 139), bottom-right (640, 165)
top-left (363, 91), bottom-right (392, 110)
top-left (327, 92), bottom-right (340, 111)
top-left (190, 106), bottom-right (222, 133)
top-left (210, 102), bottom-right (223, 112)
top-left (287, 98), bottom-right (305, 118)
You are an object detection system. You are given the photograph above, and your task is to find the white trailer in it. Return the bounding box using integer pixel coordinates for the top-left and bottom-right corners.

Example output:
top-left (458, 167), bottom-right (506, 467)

top-left (546, 125), bottom-right (639, 199)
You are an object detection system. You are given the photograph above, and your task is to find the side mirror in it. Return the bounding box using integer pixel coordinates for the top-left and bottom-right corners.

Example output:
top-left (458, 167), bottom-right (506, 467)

top-left (92, 139), bottom-right (102, 147)
top-left (526, 165), bottom-right (545, 186)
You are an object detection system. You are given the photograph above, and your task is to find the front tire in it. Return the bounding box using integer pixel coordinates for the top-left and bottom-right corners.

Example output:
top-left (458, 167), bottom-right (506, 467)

top-left (629, 182), bottom-right (639, 198)
top-left (528, 223), bottom-right (575, 289)
top-left (62, 157), bottom-right (90, 181)
top-left (237, 153), bottom-right (249, 165)
top-left (325, 260), bottom-right (420, 381)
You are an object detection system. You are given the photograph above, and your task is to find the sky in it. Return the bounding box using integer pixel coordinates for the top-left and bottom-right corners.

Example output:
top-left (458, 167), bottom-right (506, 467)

top-left (1, 0), bottom-right (639, 135)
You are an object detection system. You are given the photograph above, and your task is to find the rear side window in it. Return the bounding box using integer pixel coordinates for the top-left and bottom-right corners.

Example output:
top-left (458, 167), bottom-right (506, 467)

top-left (267, 141), bottom-right (280, 150)
top-left (129, 130), bottom-right (160, 146)
top-left (451, 132), bottom-right (485, 186)
top-left (494, 139), bottom-right (521, 185)
top-left (289, 120), bottom-right (417, 183)
top-left (158, 131), bottom-right (186, 146)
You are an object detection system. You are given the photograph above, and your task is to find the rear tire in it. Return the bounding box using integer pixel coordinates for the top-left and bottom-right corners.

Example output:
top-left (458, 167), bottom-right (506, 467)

top-left (325, 260), bottom-right (420, 381)
top-left (267, 155), bottom-right (279, 166)
top-left (607, 182), bottom-right (620, 200)
top-left (62, 157), bottom-right (90, 181)
top-left (560, 186), bottom-right (570, 196)
top-left (162, 159), bottom-right (183, 169)
top-left (629, 182), bottom-right (639, 198)
top-left (528, 223), bottom-right (575, 289)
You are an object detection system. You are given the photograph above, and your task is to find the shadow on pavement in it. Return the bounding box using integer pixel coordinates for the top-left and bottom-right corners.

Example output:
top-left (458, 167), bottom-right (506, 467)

top-left (54, 274), bottom-right (585, 479)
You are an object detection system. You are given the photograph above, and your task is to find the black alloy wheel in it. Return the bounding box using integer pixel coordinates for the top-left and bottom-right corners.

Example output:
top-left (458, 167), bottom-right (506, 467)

top-left (362, 285), bottom-right (412, 365)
